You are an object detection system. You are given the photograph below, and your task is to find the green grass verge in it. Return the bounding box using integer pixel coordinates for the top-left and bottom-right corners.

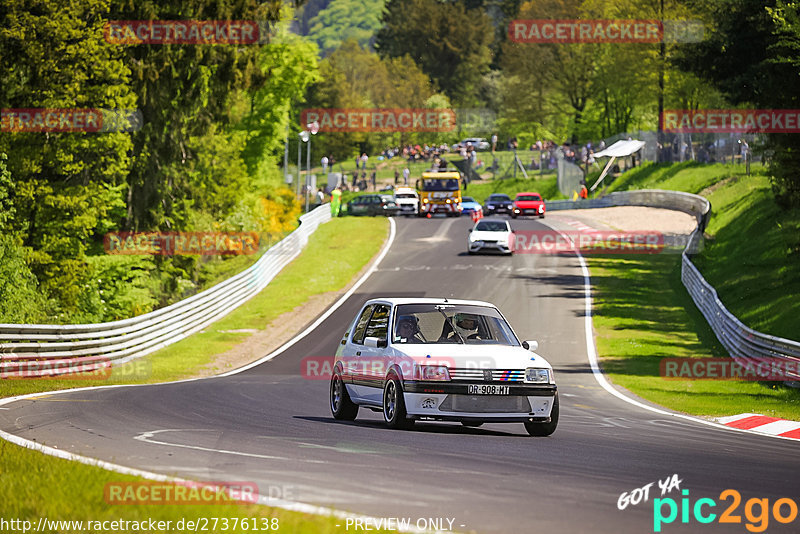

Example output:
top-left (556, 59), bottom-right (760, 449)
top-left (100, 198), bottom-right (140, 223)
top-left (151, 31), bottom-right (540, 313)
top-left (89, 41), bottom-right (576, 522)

top-left (1, 217), bottom-right (389, 399)
top-left (590, 253), bottom-right (800, 420)
top-left (594, 161), bottom-right (799, 339)
top-left (1, 216), bottom-right (390, 533)
top-left (0, 440), bottom-right (362, 533)
top-left (587, 161), bottom-right (800, 419)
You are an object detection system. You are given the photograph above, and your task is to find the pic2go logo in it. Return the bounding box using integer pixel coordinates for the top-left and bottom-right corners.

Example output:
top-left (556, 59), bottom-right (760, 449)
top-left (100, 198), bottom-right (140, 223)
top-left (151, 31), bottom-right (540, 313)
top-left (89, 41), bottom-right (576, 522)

top-left (653, 489), bottom-right (799, 532)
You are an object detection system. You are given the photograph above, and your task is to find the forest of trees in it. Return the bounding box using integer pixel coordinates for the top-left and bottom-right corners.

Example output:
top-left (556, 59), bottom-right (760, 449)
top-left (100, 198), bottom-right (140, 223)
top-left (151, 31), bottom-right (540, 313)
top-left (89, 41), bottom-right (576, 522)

top-left (1, 0), bottom-right (798, 324)
top-left (0, 0), bottom-right (318, 323)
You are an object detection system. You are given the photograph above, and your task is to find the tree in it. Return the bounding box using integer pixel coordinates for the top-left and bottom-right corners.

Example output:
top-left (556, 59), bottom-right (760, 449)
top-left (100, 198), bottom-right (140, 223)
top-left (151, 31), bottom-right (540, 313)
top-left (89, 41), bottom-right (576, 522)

top-left (375, 0), bottom-right (493, 105)
top-left (675, 0), bottom-right (800, 207)
top-left (307, 0), bottom-right (384, 54)
top-left (304, 40), bottom-right (437, 159)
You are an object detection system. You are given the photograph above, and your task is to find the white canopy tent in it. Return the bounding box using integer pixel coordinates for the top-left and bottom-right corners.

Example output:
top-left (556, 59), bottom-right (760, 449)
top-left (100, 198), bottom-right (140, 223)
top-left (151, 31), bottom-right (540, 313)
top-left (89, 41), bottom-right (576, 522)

top-left (590, 139), bottom-right (646, 192)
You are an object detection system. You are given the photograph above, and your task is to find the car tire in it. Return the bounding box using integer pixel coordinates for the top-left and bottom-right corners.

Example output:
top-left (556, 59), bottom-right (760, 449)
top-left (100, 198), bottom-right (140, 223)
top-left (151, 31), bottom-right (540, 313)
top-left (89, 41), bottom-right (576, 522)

top-left (461, 421), bottom-right (483, 428)
top-left (383, 374), bottom-right (413, 429)
top-left (539, 213), bottom-right (545, 219)
top-left (330, 371), bottom-right (358, 421)
top-left (524, 394), bottom-right (558, 436)
top-left (511, 214), bottom-right (517, 219)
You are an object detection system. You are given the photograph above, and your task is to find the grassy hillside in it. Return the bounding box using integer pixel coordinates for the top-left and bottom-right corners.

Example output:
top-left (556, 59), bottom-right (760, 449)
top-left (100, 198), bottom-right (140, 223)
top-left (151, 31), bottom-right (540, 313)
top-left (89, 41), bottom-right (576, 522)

top-left (594, 162), bottom-right (799, 340)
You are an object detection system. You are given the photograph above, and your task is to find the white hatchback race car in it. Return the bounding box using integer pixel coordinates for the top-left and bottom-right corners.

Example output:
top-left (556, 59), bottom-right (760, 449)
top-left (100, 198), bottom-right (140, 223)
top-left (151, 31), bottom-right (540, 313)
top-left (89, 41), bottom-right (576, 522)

top-left (330, 298), bottom-right (558, 436)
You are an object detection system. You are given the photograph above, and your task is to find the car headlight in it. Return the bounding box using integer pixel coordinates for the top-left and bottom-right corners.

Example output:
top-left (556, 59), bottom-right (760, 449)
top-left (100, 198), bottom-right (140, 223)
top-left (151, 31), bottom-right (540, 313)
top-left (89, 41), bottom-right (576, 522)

top-left (415, 365), bottom-right (451, 381)
top-left (539, 205), bottom-right (544, 213)
top-left (525, 368), bottom-right (550, 383)
top-left (422, 198), bottom-right (429, 203)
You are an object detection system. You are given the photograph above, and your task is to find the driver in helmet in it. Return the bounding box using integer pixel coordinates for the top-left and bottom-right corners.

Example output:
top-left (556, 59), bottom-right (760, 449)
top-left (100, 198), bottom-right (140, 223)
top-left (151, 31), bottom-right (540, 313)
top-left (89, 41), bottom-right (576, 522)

top-left (451, 312), bottom-right (482, 341)
top-left (396, 315), bottom-right (425, 343)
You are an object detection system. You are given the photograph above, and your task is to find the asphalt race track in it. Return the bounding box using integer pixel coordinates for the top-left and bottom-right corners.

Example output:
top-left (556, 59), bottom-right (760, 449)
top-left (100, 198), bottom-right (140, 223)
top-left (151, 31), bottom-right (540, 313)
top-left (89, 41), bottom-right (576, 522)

top-left (2, 216), bottom-right (799, 533)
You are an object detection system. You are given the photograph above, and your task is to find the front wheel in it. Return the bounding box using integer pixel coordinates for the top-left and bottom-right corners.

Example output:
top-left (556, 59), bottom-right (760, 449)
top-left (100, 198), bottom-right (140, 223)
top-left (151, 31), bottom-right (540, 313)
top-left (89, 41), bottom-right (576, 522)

top-left (524, 394), bottom-right (558, 436)
top-left (330, 371), bottom-right (358, 421)
top-left (383, 374), bottom-right (413, 429)
top-left (539, 213), bottom-right (545, 219)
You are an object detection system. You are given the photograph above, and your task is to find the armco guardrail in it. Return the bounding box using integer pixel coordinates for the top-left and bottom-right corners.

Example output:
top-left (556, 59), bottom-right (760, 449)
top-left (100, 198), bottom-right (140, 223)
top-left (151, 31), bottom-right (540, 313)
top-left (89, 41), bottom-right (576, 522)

top-left (0, 206), bottom-right (331, 378)
top-left (547, 190), bottom-right (800, 381)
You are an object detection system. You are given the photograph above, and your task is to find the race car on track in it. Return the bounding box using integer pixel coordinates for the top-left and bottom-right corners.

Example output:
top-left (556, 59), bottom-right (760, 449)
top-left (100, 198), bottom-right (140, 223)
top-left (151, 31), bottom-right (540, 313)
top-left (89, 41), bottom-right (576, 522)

top-left (330, 298), bottom-right (558, 436)
top-left (467, 218), bottom-right (515, 255)
top-left (483, 193), bottom-right (514, 216)
top-left (512, 192), bottom-right (546, 219)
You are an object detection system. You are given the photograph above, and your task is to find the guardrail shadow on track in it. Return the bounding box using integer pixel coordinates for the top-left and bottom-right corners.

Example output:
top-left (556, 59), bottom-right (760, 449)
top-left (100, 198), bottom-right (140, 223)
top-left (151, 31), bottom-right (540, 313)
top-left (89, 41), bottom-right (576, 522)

top-left (545, 190), bottom-right (800, 384)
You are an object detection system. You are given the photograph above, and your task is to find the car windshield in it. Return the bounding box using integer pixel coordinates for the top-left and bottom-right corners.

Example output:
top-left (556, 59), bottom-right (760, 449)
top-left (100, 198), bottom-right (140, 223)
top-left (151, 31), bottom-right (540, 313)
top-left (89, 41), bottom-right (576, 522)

top-left (462, 197), bottom-right (475, 203)
top-left (475, 221), bottom-right (508, 232)
top-left (421, 178), bottom-right (459, 191)
top-left (396, 193), bottom-right (416, 199)
top-left (516, 195), bottom-right (542, 201)
top-left (392, 304), bottom-right (519, 345)
top-left (488, 195), bottom-right (510, 201)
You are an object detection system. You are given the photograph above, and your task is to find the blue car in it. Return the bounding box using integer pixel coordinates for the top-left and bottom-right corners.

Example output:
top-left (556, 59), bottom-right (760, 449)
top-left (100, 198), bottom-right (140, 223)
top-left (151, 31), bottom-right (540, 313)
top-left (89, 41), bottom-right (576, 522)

top-left (459, 196), bottom-right (483, 216)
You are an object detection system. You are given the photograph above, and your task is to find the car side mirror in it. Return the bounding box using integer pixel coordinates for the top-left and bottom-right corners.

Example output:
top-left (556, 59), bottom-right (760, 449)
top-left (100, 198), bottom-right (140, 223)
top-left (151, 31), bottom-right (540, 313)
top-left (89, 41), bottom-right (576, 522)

top-left (364, 336), bottom-right (387, 348)
top-left (522, 340), bottom-right (538, 352)
top-left (468, 228), bottom-right (472, 233)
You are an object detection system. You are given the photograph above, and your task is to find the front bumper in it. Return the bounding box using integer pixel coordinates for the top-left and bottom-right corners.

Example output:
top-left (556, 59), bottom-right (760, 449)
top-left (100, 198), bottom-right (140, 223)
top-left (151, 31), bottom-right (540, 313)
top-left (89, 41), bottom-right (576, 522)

top-left (468, 240), bottom-right (512, 253)
top-left (403, 382), bottom-right (556, 421)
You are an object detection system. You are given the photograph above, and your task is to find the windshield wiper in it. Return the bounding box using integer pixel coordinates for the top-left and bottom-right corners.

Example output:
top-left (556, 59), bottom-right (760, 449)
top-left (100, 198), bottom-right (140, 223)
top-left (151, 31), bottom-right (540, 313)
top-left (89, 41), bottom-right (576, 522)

top-left (436, 307), bottom-right (464, 344)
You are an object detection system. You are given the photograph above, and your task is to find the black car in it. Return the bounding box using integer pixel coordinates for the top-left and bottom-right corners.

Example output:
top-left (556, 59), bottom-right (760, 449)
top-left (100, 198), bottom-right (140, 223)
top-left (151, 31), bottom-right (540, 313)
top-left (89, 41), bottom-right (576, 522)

top-left (346, 194), bottom-right (400, 216)
top-left (483, 193), bottom-right (513, 215)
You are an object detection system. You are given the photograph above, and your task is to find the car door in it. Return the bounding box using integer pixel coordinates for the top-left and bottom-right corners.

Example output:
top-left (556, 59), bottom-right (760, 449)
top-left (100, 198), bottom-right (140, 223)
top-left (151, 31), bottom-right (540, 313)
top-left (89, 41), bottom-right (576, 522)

top-left (368, 196), bottom-right (380, 216)
top-left (358, 303), bottom-right (391, 404)
top-left (350, 197), bottom-right (365, 216)
top-left (342, 304), bottom-right (374, 401)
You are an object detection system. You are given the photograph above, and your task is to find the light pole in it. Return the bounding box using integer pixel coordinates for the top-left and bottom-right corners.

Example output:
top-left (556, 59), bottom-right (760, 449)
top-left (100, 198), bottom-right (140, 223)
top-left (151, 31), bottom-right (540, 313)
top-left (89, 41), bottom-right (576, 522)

top-left (297, 130), bottom-right (308, 198)
top-left (304, 121), bottom-right (319, 212)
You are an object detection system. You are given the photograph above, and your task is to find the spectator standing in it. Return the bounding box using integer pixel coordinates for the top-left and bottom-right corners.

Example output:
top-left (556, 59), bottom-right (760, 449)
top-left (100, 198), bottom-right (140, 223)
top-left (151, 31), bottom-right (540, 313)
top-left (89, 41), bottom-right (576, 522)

top-left (360, 153), bottom-right (368, 169)
top-left (321, 155), bottom-right (329, 175)
top-left (394, 169), bottom-right (400, 185)
top-left (330, 186), bottom-right (341, 217)
top-left (402, 167), bottom-right (410, 185)
top-left (491, 133), bottom-right (498, 153)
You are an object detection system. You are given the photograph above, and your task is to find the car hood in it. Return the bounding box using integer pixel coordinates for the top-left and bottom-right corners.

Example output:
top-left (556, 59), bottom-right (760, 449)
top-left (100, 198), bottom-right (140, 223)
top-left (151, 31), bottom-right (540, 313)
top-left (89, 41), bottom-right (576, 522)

top-left (390, 343), bottom-right (552, 370)
top-left (470, 230), bottom-right (511, 241)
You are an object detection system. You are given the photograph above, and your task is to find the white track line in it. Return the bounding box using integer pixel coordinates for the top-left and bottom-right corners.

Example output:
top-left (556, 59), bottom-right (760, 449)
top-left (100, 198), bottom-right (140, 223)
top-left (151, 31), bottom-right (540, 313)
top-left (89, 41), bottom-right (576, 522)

top-left (0, 218), bottom-right (437, 533)
top-left (541, 218), bottom-right (799, 443)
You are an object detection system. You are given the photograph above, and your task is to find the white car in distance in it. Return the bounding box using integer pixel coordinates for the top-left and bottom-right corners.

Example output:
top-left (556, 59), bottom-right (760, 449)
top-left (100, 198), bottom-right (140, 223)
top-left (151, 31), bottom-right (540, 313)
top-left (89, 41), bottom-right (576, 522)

top-left (393, 187), bottom-right (420, 215)
top-left (468, 218), bottom-right (515, 255)
top-left (330, 298), bottom-right (558, 436)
